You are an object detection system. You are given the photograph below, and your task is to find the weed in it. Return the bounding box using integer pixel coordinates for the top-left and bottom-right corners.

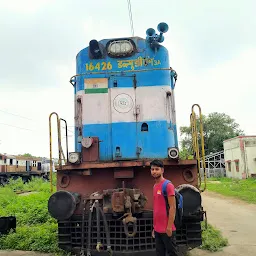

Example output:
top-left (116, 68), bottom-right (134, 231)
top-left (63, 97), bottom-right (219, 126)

top-left (200, 221), bottom-right (228, 252)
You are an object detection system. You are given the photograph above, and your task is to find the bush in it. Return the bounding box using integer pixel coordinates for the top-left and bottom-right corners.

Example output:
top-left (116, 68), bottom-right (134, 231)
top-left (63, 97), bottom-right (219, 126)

top-left (0, 175), bottom-right (68, 255)
top-left (0, 222), bottom-right (60, 253)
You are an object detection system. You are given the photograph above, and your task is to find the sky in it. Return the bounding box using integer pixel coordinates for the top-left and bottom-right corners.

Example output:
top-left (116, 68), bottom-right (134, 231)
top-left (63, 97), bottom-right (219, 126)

top-left (0, 0), bottom-right (255, 158)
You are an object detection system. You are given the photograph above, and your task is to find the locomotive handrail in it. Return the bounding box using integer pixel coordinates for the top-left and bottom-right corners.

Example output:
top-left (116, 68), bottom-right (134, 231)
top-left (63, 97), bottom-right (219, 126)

top-left (60, 118), bottom-right (69, 162)
top-left (69, 67), bottom-right (173, 85)
top-left (49, 112), bottom-right (67, 193)
top-left (190, 104), bottom-right (207, 192)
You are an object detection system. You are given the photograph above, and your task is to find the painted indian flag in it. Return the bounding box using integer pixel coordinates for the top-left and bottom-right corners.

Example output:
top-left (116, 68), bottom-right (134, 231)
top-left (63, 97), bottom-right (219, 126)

top-left (84, 78), bottom-right (108, 94)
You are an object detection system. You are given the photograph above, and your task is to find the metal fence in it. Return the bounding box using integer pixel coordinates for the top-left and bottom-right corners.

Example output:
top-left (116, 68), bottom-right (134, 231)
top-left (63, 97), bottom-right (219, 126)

top-left (200, 151), bottom-right (226, 179)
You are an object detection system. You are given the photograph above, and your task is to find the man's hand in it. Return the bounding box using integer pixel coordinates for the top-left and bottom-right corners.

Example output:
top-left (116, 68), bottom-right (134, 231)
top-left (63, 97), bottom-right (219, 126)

top-left (166, 226), bottom-right (172, 237)
top-left (152, 229), bottom-right (155, 238)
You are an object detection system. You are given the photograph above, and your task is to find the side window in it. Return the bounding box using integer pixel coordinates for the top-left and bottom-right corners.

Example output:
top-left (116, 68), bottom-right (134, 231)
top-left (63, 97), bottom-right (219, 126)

top-left (227, 161), bottom-right (231, 172)
top-left (235, 160), bottom-right (239, 172)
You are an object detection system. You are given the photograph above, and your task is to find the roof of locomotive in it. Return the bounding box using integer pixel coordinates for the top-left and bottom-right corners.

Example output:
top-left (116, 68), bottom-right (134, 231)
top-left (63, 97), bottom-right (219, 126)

top-left (76, 36), bottom-right (167, 59)
top-left (76, 22), bottom-right (170, 59)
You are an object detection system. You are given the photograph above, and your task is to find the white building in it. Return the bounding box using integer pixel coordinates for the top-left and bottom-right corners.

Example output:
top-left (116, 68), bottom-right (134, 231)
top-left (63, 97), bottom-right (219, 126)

top-left (223, 136), bottom-right (256, 179)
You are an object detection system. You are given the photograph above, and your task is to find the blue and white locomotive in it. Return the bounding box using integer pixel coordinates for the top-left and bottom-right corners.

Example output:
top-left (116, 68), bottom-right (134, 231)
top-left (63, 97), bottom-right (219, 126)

top-left (48, 22), bottom-right (205, 256)
top-left (72, 22), bottom-right (178, 162)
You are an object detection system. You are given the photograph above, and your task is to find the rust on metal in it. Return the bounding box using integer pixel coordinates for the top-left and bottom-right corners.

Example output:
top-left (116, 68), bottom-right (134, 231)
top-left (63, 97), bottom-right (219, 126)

top-left (56, 159), bottom-right (197, 171)
top-left (111, 192), bottom-right (125, 212)
top-left (82, 169), bottom-right (92, 176)
top-left (82, 137), bottom-right (99, 162)
top-left (57, 164), bottom-right (198, 215)
top-left (114, 168), bottom-right (134, 179)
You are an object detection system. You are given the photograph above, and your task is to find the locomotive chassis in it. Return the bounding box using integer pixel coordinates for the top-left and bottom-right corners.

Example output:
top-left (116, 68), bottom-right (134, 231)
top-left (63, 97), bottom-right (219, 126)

top-left (53, 159), bottom-right (205, 256)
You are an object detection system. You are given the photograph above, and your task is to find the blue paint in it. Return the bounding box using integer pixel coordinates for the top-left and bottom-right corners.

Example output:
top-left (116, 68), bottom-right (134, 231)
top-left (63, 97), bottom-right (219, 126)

top-left (75, 37), bottom-right (170, 92)
top-left (137, 121), bottom-right (176, 159)
top-left (82, 124), bottom-right (112, 161)
top-left (73, 31), bottom-right (180, 161)
top-left (173, 124), bottom-right (178, 148)
top-left (112, 122), bottom-right (137, 160)
top-left (81, 121), bottom-right (177, 161)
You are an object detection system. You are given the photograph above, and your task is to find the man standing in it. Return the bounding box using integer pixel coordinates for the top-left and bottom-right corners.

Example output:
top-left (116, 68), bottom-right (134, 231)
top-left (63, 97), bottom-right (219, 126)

top-left (150, 159), bottom-right (178, 256)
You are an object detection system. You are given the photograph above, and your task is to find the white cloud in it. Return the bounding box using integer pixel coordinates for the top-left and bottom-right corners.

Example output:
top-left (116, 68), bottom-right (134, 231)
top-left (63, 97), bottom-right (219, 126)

top-left (0, 0), bottom-right (255, 157)
top-left (0, 86), bottom-right (74, 158)
top-left (175, 47), bottom-right (256, 139)
top-left (0, 0), bottom-right (52, 14)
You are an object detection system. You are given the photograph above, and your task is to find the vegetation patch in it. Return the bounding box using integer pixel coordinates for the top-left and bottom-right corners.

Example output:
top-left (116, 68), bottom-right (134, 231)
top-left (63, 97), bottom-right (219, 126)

top-left (200, 221), bottom-right (228, 252)
top-left (0, 176), bottom-right (69, 255)
top-left (206, 177), bottom-right (256, 204)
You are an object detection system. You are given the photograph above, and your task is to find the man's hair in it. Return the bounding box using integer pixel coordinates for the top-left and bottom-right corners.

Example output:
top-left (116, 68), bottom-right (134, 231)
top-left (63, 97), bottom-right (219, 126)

top-left (150, 159), bottom-right (164, 168)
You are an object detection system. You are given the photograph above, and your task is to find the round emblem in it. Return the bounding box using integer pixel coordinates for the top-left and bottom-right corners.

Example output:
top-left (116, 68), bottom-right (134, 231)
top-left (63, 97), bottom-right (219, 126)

top-left (113, 93), bottom-right (134, 113)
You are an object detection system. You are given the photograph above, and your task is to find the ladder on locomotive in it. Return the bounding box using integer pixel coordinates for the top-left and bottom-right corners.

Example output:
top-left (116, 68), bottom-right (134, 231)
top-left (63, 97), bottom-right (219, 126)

top-left (190, 104), bottom-right (207, 192)
top-left (49, 112), bottom-right (69, 193)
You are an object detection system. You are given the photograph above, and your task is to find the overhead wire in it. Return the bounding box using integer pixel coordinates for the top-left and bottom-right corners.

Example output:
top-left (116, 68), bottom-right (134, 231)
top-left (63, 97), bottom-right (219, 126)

top-left (0, 109), bottom-right (73, 135)
top-left (0, 109), bottom-right (35, 121)
top-left (0, 122), bottom-right (35, 131)
top-left (127, 0), bottom-right (135, 37)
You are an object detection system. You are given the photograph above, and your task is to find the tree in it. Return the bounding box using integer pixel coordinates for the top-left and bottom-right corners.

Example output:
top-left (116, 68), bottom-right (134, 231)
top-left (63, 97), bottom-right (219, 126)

top-left (20, 153), bottom-right (33, 157)
top-left (17, 153), bottom-right (43, 158)
top-left (179, 112), bottom-right (244, 157)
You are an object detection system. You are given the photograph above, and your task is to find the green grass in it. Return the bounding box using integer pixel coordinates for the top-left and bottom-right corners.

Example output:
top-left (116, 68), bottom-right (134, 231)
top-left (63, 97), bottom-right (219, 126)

top-left (206, 177), bottom-right (256, 204)
top-left (0, 175), bottom-right (70, 255)
top-left (200, 221), bottom-right (228, 252)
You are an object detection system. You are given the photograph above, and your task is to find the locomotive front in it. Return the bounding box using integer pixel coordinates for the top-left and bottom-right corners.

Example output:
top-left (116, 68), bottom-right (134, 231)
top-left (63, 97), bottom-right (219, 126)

top-left (48, 22), bottom-right (205, 256)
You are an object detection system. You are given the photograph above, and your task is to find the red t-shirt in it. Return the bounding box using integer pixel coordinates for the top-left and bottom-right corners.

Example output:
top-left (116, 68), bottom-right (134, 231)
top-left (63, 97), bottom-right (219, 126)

top-left (153, 179), bottom-right (176, 233)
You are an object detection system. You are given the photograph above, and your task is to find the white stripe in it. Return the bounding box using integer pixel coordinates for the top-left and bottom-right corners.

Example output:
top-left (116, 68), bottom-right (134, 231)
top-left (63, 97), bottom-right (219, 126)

top-left (136, 86), bottom-right (172, 122)
top-left (110, 87), bottom-right (136, 123)
top-left (77, 90), bottom-right (111, 125)
top-left (76, 85), bottom-right (176, 125)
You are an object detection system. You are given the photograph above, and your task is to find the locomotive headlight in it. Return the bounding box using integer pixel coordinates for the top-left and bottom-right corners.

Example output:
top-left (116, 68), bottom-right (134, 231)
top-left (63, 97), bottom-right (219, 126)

top-left (107, 40), bottom-right (134, 56)
top-left (68, 152), bottom-right (80, 164)
top-left (168, 147), bottom-right (179, 159)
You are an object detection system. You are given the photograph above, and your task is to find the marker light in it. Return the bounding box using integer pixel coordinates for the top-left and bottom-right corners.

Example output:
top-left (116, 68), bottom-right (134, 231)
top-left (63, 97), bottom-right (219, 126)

top-left (168, 148), bottom-right (179, 159)
top-left (68, 152), bottom-right (81, 164)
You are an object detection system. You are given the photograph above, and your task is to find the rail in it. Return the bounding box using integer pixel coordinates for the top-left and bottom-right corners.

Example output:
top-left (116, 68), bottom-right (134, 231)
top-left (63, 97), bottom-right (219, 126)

top-left (49, 112), bottom-right (68, 193)
top-left (190, 104), bottom-right (206, 192)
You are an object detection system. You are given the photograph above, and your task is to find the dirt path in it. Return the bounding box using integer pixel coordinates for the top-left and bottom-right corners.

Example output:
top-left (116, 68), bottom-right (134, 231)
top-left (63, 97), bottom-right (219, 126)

top-left (189, 191), bottom-right (256, 256)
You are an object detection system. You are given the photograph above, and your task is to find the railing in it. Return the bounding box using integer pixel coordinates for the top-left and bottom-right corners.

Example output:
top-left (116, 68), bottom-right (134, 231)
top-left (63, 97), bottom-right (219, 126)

top-left (49, 112), bottom-right (68, 192)
top-left (190, 104), bottom-right (207, 192)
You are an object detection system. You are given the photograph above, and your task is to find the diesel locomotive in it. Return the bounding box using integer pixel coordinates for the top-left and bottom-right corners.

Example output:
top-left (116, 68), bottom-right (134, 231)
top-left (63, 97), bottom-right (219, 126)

top-left (48, 22), bottom-right (206, 256)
